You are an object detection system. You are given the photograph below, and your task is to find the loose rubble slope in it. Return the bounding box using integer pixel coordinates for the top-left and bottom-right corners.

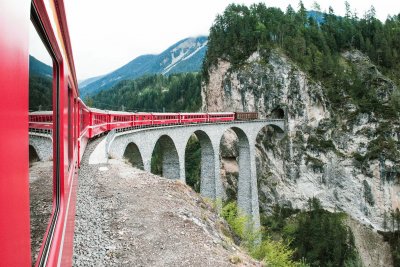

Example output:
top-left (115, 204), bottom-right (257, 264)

top-left (73, 138), bottom-right (260, 266)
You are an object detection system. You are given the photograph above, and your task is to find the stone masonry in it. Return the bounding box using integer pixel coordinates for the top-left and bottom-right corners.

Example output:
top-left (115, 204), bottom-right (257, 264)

top-left (108, 120), bottom-right (284, 228)
top-left (29, 133), bottom-right (53, 161)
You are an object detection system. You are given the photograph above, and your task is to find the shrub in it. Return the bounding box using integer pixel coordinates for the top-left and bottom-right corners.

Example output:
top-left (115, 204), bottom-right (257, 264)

top-left (221, 202), bottom-right (307, 266)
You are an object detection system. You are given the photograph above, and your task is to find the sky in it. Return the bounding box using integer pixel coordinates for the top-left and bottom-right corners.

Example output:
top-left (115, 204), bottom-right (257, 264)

top-left (60, 0), bottom-right (400, 81)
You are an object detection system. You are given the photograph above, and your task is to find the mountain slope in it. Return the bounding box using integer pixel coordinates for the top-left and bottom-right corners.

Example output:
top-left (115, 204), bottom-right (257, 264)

top-left (80, 36), bottom-right (207, 97)
top-left (29, 55), bottom-right (52, 78)
top-left (29, 55), bottom-right (53, 111)
top-left (79, 74), bottom-right (106, 88)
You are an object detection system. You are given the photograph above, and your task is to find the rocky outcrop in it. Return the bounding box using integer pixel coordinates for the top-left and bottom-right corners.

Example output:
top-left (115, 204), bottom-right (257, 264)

top-left (220, 129), bottom-right (239, 202)
top-left (202, 49), bottom-right (400, 232)
top-left (345, 217), bottom-right (393, 267)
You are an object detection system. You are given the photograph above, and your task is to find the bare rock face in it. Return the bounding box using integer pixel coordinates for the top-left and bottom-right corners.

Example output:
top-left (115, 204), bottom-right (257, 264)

top-left (220, 129), bottom-right (239, 158)
top-left (220, 129), bottom-right (239, 202)
top-left (345, 217), bottom-right (393, 267)
top-left (220, 158), bottom-right (239, 202)
top-left (201, 59), bottom-right (231, 112)
top-left (203, 49), bottom-right (400, 232)
top-left (342, 50), bottom-right (397, 103)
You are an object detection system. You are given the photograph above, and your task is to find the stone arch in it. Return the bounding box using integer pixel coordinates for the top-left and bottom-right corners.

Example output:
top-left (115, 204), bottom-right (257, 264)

top-left (257, 124), bottom-right (285, 143)
top-left (221, 126), bottom-right (252, 215)
top-left (152, 135), bottom-right (180, 179)
top-left (253, 122), bottom-right (285, 140)
top-left (123, 142), bottom-right (144, 170)
top-left (29, 145), bottom-right (40, 164)
top-left (271, 107), bottom-right (285, 119)
top-left (29, 134), bottom-right (53, 161)
top-left (254, 124), bottom-right (284, 213)
top-left (184, 130), bottom-right (215, 197)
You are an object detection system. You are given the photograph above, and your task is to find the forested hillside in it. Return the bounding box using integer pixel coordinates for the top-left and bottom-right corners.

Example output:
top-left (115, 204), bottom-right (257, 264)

top-left (29, 56), bottom-right (52, 111)
top-left (202, 2), bottom-right (400, 266)
top-left (88, 2), bottom-right (400, 266)
top-left (87, 73), bottom-right (201, 112)
top-left (80, 36), bottom-right (207, 97)
top-left (203, 2), bottom-right (400, 118)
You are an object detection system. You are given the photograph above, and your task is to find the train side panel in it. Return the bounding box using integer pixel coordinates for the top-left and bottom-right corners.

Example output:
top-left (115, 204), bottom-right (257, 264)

top-left (90, 111), bottom-right (109, 137)
top-left (134, 113), bottom-right (153, 127)
top-left (0, 0), bottom-right (32, 265)
top-left (78, 100), bottom-right (90, 165)
top-left (108, 112), bottom-right (134, 130)
top-left (30, 0), bottom-right (80, 265)
top-left (152, 113), bottom-right (180, 125)
top-left (180, 113), bottom-right (208, 124)
top-left (208, 112), bottom-right (235, 122)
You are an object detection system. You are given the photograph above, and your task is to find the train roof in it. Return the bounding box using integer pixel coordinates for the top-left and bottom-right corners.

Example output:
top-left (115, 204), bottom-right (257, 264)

top-left (88, 108), bottom-right (132, 115)
top-left (29, 111), bottom-right (53, 115)
top-left (179, 112), bottom-right (206, 115)
top-left (107, 110), bottom-right (133, 115)
top-left (151, 112), bottom-right (180, 115)
top-left (207, 112), bottom-right (235, 115)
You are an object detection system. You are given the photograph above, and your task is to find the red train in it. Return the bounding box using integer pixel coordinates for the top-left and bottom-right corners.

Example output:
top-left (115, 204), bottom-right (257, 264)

top-left (30, 109), bottom-right (239, 139)
top-left (1, 0), bottom-right (258, 266)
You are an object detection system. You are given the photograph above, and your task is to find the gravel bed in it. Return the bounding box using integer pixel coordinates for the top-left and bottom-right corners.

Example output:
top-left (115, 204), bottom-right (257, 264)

top-left (73, 137), bottom-right (118, 266)
top-left (73, 136), bottom-right (260, 266)
top-left (29, 160), bottom-right (53, 265)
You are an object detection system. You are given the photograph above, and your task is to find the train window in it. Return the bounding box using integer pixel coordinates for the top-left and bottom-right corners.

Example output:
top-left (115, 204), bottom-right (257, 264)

top-left (28, 18), bottom-right (55, 265)
top-left (68, 87), bottom-right (73, 166)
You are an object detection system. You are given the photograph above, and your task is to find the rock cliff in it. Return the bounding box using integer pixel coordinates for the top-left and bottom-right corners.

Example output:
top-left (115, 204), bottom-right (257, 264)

top-left (202, 49), bottom-right (400, 231)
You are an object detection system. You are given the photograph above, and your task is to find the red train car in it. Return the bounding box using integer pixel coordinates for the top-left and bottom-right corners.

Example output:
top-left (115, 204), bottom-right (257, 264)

top-left (108, 111), bottom-right (134, 130)
top-left (1, 0), bottom-right (81, 265)
top-left (78, 100), bottom-right (91, 164)
top-left (29, 111), bottom-right (53, 133)
top-left (208, 112), bottom-right (235, 122)
top-left (152, 112), bottom-right (180, 125)
top-left (180, 113), bottom-right (208, 124)
top-left (89, 108), bottom-right (109, 138)
top-left (133, 113), bottom-right (153, 127)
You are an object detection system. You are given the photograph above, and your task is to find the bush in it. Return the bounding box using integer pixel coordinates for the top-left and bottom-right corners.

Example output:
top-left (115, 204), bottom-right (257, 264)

top-left (260, 199), bottom-right (361, 267)
top-left (185, 135), bottom-right (201, 192)
top-left (221, 202), bottom-right (307, 266)
top-left (252, 238), bottom-right (308, 267)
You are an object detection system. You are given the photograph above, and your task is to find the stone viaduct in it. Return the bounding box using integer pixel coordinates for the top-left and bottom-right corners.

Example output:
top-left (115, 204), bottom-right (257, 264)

top-left (107, 120), bottom-right (285, 228)
top-left (29, 132), bottom-right (53, 162)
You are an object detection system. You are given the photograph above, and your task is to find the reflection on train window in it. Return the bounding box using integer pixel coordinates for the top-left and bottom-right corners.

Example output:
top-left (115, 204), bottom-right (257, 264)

top-left (68, 88), bottom-right (73, 166)
top-left (28, 22), bottom-right (54, 264)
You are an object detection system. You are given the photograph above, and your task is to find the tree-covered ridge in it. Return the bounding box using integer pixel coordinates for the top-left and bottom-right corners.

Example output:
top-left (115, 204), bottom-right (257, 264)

top-left (87, 73), bottom-right (202, 112)
top-left (203, 2), bottom-right (400, 118)
top-left (261, 198), bottom-right (361, 267)
top-left (29, 56), bottom-right (53, 111)
top-left (204, 2), bottom-right (400, 76)
top-left (80, 36), bottom-right (207, 97)
top-left (29, 75), bottom-right (52, 111)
